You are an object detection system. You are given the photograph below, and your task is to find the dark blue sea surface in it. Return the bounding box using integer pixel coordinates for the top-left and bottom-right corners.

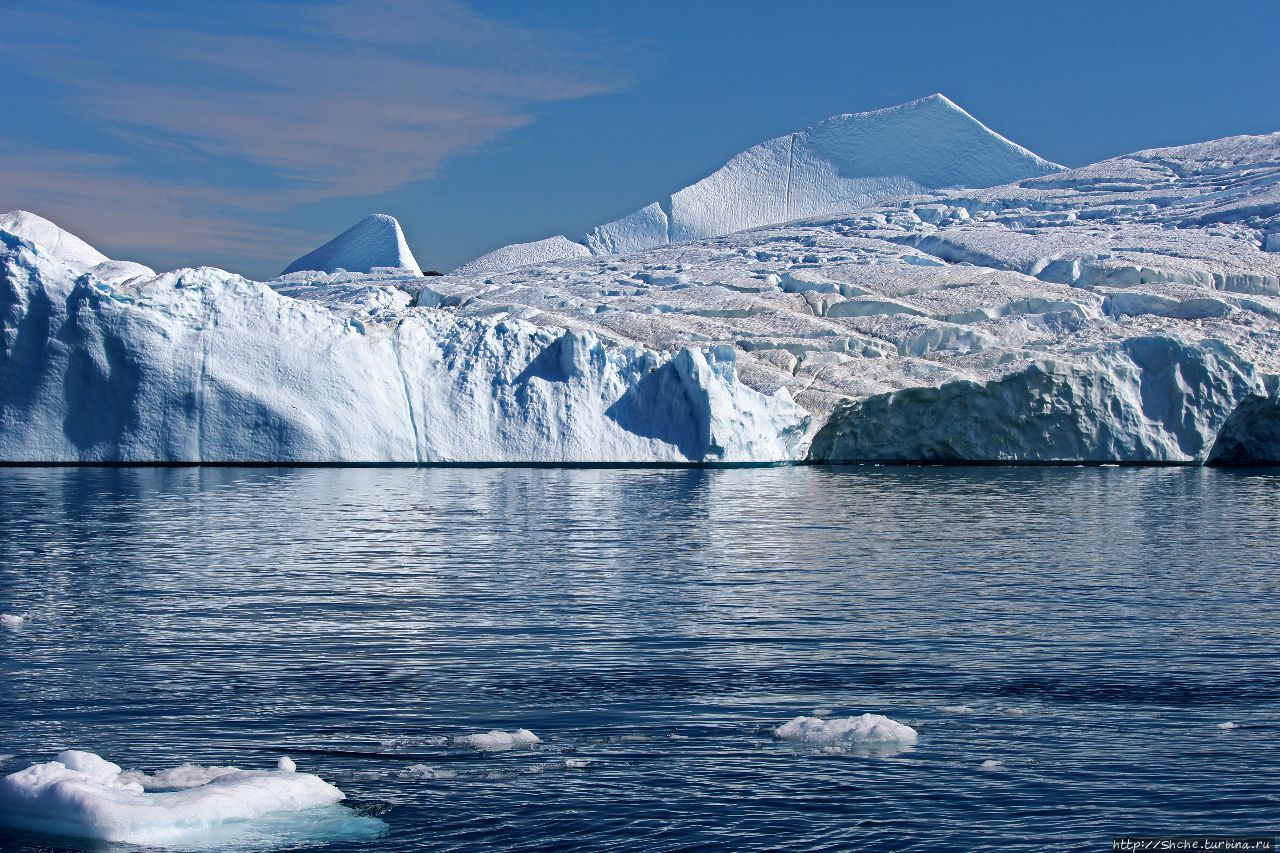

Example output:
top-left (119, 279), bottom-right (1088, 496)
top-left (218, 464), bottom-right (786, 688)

top-left (1, 465), bottom-right (1278, 851)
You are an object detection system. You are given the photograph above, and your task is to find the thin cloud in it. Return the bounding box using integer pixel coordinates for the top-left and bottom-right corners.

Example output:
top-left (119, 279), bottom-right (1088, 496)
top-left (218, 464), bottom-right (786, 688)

top-left (0, 0), bottom-right (629, 274)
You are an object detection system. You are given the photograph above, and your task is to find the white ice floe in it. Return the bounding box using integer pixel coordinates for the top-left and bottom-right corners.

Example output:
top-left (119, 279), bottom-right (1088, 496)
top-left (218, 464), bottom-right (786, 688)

top-left (454, 729), bottom-right (542, 752)
top-left (400, 764), bottom-right (457, 780)
top-left (0, 750), bottom-right (384, 847)
top-left (938, 705), bottom-right (975, 714)
top-left (811, 708), bottom-right (833, 717)
top-left (980, 759), bottom-right (1005, 770)
top-left (0, 613), bottom-right (27, 629)
top-left (1218, 721), bottom-right (1240, 730)
top-left (563, 759), bottom-right (589, 770)
top-left (774, 714), bottom-right (919, 747)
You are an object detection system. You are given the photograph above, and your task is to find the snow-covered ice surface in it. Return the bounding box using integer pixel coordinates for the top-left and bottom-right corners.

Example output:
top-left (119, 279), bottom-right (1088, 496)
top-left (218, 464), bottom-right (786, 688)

top-left (0, 750), bottom-right (386, 848)
top-left (0, 613), bottom-right (26, 629)
top-left (4, 98), bottom-right (1280, 464)
top-left (281, 214), bottom-right (421, 276)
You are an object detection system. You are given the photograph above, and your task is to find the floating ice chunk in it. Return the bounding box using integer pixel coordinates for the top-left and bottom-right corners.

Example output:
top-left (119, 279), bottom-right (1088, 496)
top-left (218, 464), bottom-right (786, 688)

top-left (400, 765), bottom-right (456, 780)
top-left (277, 756), bottom-right (296, 773)
top-left (454, 729), bottom-right (542, 752)
top-left (811, 707), bottom-right (834, 717)
top-left (980, 759), bottom-right (1005, 770)
top-left (774, 714), bottom-right (919, 747)
top-left (563, 759), bottom-right (589, 770)
top-left (0, 750), bottom-right (384, 847)
top-left (938, 705), bottom-right (975, 714)
top-left (0, 613), bottom-right (26, 629)
top-left (1218, 722), bottom-right (1240, 730)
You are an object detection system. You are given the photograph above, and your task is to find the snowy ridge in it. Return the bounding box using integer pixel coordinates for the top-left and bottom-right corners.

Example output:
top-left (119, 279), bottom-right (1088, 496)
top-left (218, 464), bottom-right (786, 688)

top-left (458, 94), bottom-right (1062, 274)
top-left (3, 113), bottom-right (1280, 464)
top-left (282, 214), bottom-right (421, 276)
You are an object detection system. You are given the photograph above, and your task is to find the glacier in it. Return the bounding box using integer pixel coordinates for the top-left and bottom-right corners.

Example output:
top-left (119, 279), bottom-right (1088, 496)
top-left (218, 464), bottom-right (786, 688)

top-left (3, 95), bottom-right (1280, 465)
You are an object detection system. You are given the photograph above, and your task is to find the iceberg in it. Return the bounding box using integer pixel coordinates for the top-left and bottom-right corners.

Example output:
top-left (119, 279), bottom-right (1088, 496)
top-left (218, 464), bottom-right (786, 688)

top-left (0, 750), bottom-right (385, 848)
top-left (3, 96), bottom-right (1280, 465)
top-left (282, 213), bottom-right (421, 276)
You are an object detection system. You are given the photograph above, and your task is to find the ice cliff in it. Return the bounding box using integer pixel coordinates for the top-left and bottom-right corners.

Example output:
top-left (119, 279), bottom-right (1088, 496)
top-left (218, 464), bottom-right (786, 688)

top-left (3, 96), bottom-right (1280, 465)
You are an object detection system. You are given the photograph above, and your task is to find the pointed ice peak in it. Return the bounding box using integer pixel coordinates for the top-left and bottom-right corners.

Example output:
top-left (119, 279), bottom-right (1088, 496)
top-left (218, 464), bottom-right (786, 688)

top-left (790, 92), bottom-right (1063, 183)
top-left (459, 94), bottom-right (1063, 275)
top-left (282, 214), bottom-right (421, 276)
top-left (0, 210), bottom-right (109, 271)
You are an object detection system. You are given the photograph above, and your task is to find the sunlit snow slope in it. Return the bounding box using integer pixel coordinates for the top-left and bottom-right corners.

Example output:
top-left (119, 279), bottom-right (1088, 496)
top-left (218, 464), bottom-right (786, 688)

top-left (3, 99), bottom-right (1280, 464)
top-left (456, 94), bottom-right (1062, 275)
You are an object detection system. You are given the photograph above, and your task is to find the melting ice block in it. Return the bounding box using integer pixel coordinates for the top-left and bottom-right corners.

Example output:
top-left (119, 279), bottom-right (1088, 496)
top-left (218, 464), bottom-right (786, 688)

top-left (455, 729), bottom-right (542, 752)
top-left (0, 750), bottom-right (385, 847)
top-left (774, 714), bottom-right (919, 746)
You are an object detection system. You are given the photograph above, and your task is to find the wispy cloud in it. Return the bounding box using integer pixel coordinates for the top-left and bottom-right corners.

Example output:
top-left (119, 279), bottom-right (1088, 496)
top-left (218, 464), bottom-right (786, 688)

top-left (0, 0), bottom-right (628, 274)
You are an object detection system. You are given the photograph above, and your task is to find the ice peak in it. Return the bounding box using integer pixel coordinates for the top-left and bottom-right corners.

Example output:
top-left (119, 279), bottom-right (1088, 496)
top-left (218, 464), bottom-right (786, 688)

top-left (0, 209), bottom-right (109, 270)
top-left (282, 213), bottom-right (421, 276)
top-left (460, 94), bottom-right (1062, 274)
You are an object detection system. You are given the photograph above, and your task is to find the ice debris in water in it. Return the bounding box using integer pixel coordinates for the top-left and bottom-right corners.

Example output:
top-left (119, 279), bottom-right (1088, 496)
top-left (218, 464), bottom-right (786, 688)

top-left (455, 729), bottom-right (542, 752)
top-left (1218, 722), bottom-right (1240, 730)
top-left (277, 756), bottom-right (296, 772)
top-left (980, 759), bottom-right (1005, 770)
top-left (939, 705), bottom-right (975, 714)
top-left (563, 759), bottom-right (589, 770)
top-left (1, 613), bottom-right (27, 629)
top-left (401, 764), bottom-right (457, 780)
top-left (811, 708), bottom-right (833, 717)
top-left (774, 714), bottom-right (919, 746)
top-left (0, 749), bottom-right (384, 846)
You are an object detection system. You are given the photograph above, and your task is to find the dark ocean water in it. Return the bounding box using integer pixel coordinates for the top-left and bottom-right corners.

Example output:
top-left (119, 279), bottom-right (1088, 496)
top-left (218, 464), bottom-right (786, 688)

top-left (0, 465), bottom-right (1277, 851)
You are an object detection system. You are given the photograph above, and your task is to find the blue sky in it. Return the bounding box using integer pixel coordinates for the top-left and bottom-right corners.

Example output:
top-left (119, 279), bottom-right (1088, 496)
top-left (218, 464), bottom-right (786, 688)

top-left (2, 0), bottom-right (1279, 278)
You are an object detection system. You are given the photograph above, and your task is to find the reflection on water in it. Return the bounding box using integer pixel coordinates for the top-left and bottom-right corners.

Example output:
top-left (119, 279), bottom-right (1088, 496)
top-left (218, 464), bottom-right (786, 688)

top-left (1, 465), bottom-right (1279, 850)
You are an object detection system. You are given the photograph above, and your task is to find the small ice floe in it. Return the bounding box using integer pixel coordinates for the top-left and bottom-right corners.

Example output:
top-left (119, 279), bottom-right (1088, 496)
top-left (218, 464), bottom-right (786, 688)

top-left (0, 750), bottom-right (386, 847)
top-left (1218, 722), bottom-right (1239, 730)
top-left (563, 759), bottom-right (589, 770)
top-left (0, 613), bottom-right (27, 629)
top-left (400, 764), bottom-right (457, 781)
top-left (454, 729), bottom-right (541, 752)
top-left (811, 708), bottom-right (833, 717)
top-left (980, 759), bottom-right (1005, 770)
top-left (774, 714), bottom-right (919, 753)
top-left (938, 705), bottom-right (974, 714)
